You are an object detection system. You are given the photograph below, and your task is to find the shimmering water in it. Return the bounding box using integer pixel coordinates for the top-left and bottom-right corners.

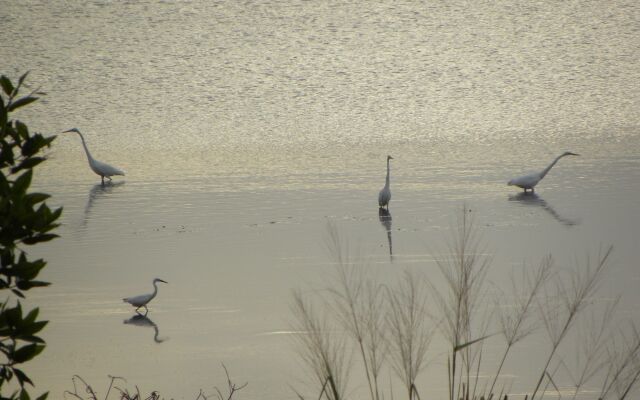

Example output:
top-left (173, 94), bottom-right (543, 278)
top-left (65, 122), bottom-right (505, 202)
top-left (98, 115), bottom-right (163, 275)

top-left (1, 0), bottom-right (639, 398)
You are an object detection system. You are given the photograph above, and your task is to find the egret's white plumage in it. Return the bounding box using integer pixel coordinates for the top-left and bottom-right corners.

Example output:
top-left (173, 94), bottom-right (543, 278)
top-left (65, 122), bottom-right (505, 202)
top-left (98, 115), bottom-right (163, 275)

top-left (508, 151), bottom-right (579, 192)
top-left (64, 128), bottom-right (125, 185)
top-left (378, 155), bottom-right (393, 209)
top-left (123, 278), bottom-right (167, 314)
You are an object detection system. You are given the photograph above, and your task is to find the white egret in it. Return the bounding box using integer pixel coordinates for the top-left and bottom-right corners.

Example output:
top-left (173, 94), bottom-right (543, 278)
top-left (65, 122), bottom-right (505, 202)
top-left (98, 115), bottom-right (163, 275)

top-left (378, 155), bottom-right (393, 209)
top-left (64, 128), bottom-right (125, 185)
top-left (508, 151), bottom-right (579, 193)
top-left (123, 278), bottom-right (167, 314)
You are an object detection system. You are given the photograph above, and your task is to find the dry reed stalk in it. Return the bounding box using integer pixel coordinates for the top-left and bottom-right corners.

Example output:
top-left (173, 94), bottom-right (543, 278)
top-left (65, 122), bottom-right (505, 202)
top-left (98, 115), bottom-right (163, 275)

top-left (531, 245), bottom-right (613, 400)
top-left (431, 206), bottom-right (491, 400)
top-left (600, 323), bottom-right (640, 399)
top-left (386, 270), bottom-right (435, 399)
top-left (488, 256), bottom-right (553, 397)
top-left (324, 222), bottom-right (388, 400)
top-left (291, 289), bottom-right (349, 400)
top-left (559, 298), bottom-right (619, 399)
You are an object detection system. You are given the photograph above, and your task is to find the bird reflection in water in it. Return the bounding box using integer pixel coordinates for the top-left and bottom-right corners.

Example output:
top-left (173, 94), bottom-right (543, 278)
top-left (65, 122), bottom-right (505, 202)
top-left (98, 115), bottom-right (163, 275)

top-left (508, 192), bottom-right (579, 226)
top-left (82, 181), bottom-right (125, 227)
top-left (378, 208), bottom-right (394, 261)
top-left (124, 313), bottom-right (166, 343)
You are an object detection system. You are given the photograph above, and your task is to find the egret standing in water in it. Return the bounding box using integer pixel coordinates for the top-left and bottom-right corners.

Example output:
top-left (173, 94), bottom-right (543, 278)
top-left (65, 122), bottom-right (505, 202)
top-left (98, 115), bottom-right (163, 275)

top-left (64, 128), bottom-right (125, 185)
top-left (378, 155), bottom-right (393, 209)
top-left (123, 278), bottom-right (167, 314)
top-left (508, 151), bottom-right (579, 193)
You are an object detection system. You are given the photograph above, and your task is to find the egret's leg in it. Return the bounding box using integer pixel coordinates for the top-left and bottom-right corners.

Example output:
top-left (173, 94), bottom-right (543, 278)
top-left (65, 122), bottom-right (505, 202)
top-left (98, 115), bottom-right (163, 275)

top-left (107, 176), bottom-right (112, 182)
top-left (101, 176), bottom-right (105, 185)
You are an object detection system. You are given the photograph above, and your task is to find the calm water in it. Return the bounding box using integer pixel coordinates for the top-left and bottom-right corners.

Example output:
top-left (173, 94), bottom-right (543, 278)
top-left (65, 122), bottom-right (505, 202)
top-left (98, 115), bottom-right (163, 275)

top-left (1, 1), bottom-right (639, 398)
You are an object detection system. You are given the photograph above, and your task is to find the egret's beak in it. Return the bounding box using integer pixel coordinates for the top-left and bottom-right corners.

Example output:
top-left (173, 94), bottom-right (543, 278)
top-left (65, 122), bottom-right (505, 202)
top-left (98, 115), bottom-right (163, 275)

top-left (62, 129), bottom-right (75, 133)
top-left (158, 279), bottom-right (168, 284)
top-left (389, 156), bottom-right (394, 159)
top-left (569, 152), bottom-right (580, 156)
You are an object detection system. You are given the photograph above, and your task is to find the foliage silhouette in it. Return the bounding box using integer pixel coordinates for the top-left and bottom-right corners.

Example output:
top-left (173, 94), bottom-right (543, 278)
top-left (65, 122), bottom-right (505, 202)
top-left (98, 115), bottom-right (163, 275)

top-left (0, 72), bottom-right (61, 400)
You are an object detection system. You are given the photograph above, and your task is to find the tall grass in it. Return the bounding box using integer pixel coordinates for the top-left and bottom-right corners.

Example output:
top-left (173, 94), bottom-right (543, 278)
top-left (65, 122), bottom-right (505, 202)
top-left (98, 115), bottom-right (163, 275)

top-left (488, 256), bottom-right (553, 396)
top-left (430, 208), bottom-right (491, 400)
top-left (324, 223), bottom-right (387, 400)
top-left (532, 246), bottom-right (613, 400)
top-left (290, 208), bottom-right (640, 400)
top-left (291, 289), bottom-right (350, 400)
top-left (564, 299), bottom-right (619, 399)
top-left (599, 323), bottom-right (640, 399)
top-left (386, 270), bottom-right (435, 399)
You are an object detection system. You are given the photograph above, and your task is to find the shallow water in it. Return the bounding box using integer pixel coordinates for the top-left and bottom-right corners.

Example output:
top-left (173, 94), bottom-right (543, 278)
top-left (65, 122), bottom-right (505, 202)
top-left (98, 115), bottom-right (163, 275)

top-left (2, 0), bottom-right (640, 398)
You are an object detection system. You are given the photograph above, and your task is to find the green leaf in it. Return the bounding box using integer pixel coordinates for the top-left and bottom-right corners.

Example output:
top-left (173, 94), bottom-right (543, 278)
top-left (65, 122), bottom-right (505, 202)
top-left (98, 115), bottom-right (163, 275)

top-left (8, 96), bottom-right (38, 112)
top-left (51, 206), bottom-right (63, 221)
top-left (19, 320), bottom-right (48, 336)
top-left (20, 134), bottom-right (55, 158)
top-left (22, 234), bottom-right (58, 245)
top-left (14, 368), bottom-right (34, 387)
top-left (13, 170), bottom-right (32, 194)
top-left (19, 335), bottom-right (45, 344)
top-left (12, 158), bottom-right (46, 174)
top-left (13, 259), bottom-right (46, 281)
top-left (16, 121), bottom-right (29, 139)
top-left (16, 280), bottom-right (51, 290)
top-left (20, 388), bottom-right (31, 400)
top-left (0, 76), bottom-right (14, 96)
top-left (18, 71), bottom-right (30, 88)
top-left (23, 308), bottom-right (39, 325)
top-left (36, 392), bottom-right (48, 400)
top-left (5, 303), bottom-right (24, 323)
top-left (0, 141), bottom-right (16, 166)
top-left (13, 344), bottom-right (44, 363)
top-left (23, 192), bottom-right (50, 205)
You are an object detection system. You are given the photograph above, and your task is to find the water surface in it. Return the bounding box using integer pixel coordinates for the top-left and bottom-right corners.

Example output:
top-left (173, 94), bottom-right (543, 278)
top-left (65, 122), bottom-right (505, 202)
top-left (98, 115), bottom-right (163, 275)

top-left (1, 1), bottom-right (639, 398)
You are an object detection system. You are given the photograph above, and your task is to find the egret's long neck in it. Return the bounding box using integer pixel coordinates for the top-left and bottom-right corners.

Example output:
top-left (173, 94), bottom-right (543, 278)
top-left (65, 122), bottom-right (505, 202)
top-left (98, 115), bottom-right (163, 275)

top-left (150, 281), bottom-right (159, 300)
top-left (385, 159), bottom-right (391, 187)
top-left (76, 132), bottom-right (95, 163)
top-left (540, 154), bottom-right (565, 179)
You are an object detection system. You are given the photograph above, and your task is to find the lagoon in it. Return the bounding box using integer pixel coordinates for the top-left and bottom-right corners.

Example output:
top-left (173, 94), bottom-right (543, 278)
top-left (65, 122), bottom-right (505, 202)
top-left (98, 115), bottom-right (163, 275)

top-left (2, 1), bottom-right (639, 398)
